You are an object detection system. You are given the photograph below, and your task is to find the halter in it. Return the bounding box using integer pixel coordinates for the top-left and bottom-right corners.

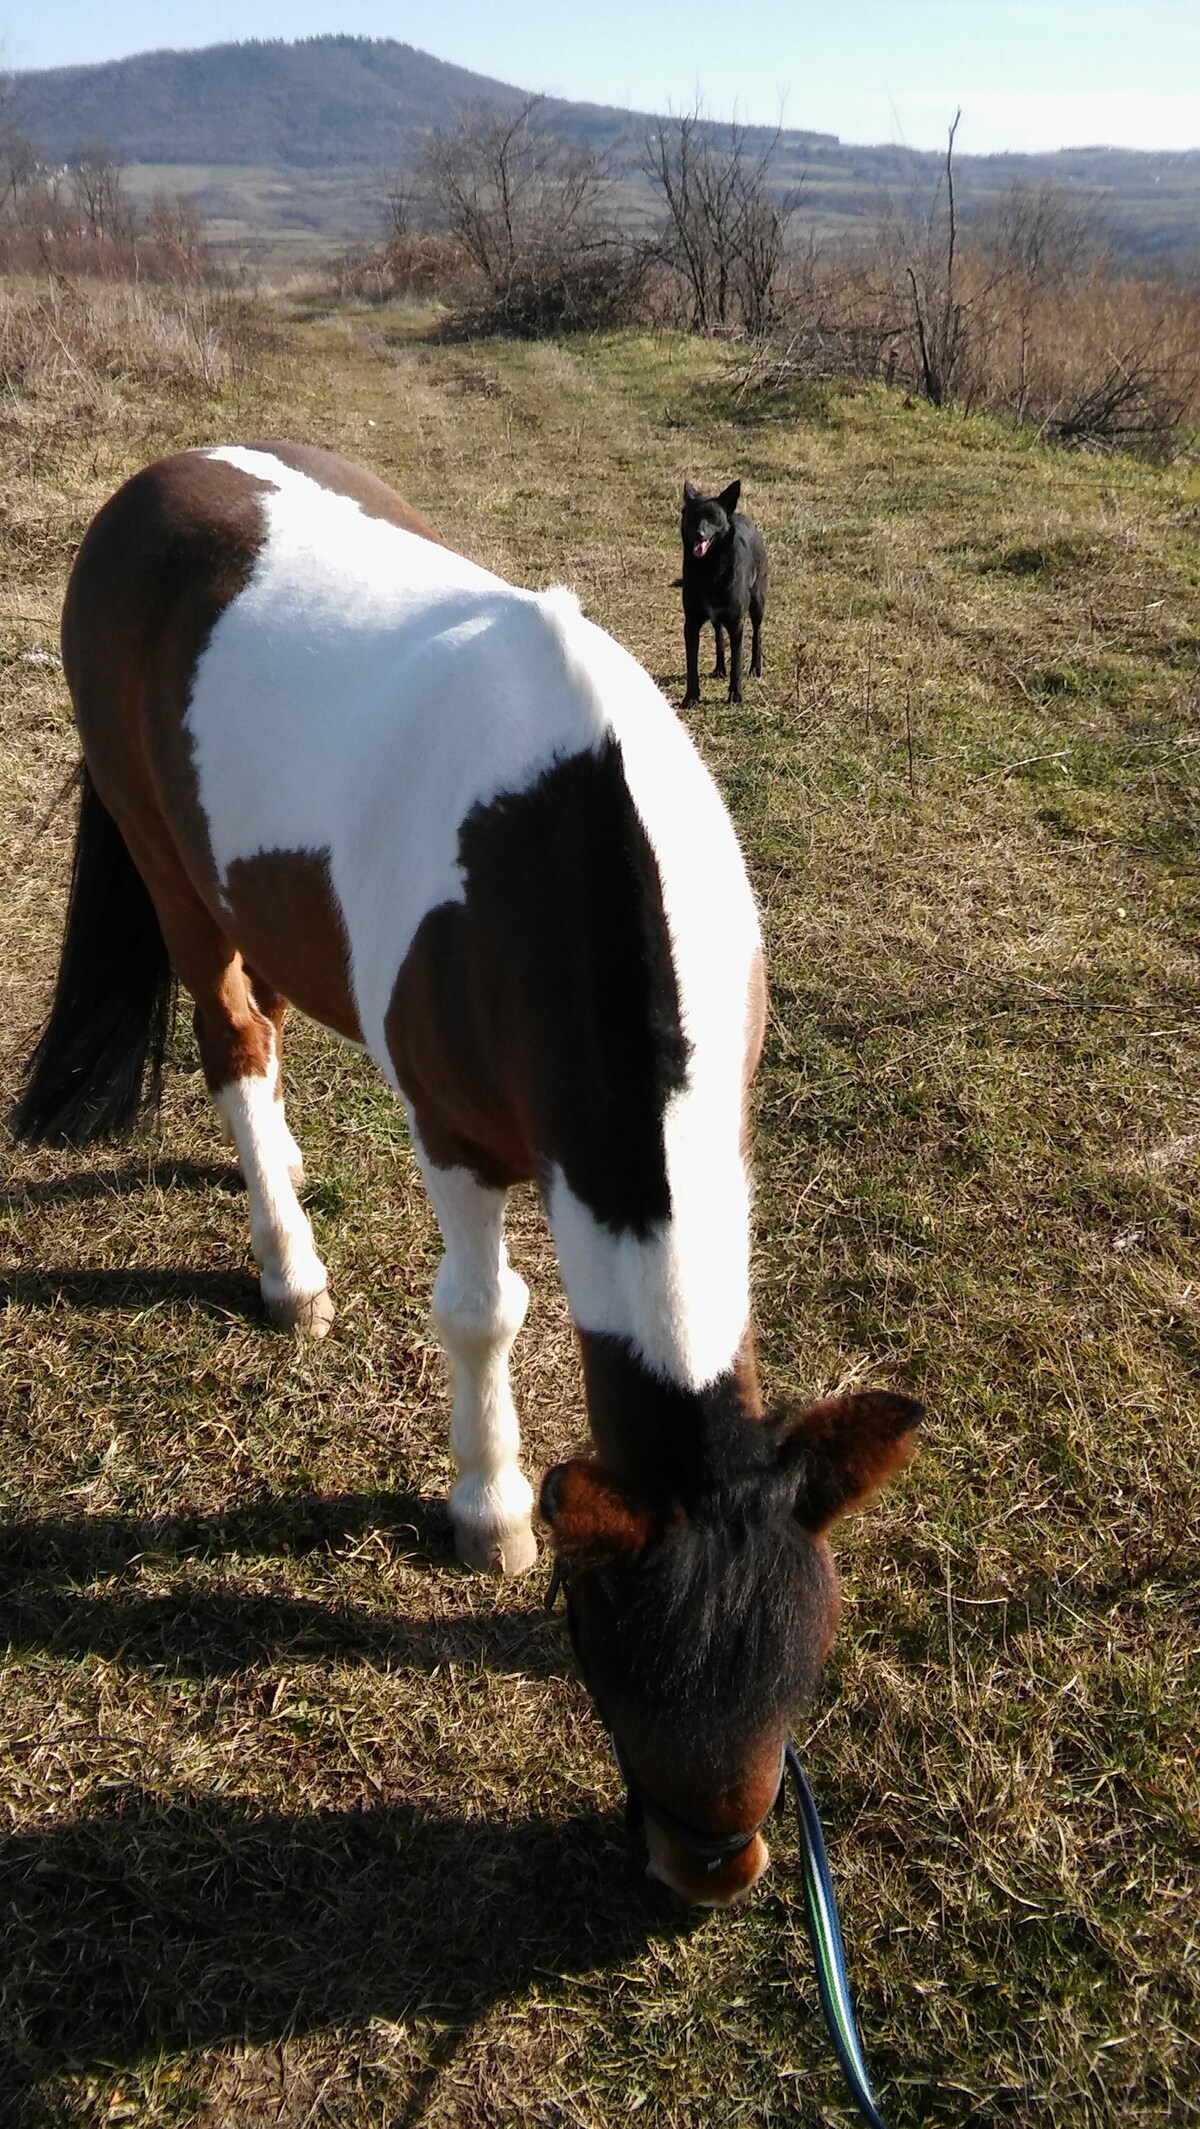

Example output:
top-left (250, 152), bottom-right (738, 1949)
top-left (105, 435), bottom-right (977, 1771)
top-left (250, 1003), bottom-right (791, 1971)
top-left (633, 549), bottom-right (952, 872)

top-left (611, 1725), bottom-right (785, 1871)
top-left (546, 1553), bottom-right (893, 2129)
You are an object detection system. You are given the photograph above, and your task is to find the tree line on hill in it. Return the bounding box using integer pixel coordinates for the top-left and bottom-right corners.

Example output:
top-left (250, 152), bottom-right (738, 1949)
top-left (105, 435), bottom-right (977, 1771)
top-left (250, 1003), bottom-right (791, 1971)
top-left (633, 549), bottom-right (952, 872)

top-left (2, 78), bottom-right (1196, 458)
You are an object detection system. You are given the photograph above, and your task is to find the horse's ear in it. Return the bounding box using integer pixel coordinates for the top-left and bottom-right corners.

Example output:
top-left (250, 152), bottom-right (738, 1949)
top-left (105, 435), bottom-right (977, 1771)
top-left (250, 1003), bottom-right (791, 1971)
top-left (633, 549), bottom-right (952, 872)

top-left (772, 1391), bottom-right (922, 1534)
top-left (718, 480), bottom-right (741, 515)
top-left (540, 1458), bottom-right (653, 1565)
top-left (682, 480), bottom-right (699, 500)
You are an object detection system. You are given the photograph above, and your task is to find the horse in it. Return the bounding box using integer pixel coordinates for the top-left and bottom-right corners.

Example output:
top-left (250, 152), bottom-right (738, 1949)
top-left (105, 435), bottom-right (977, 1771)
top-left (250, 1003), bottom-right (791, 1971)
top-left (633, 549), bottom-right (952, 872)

top-left (12, 443), bottom-right (920, 1906)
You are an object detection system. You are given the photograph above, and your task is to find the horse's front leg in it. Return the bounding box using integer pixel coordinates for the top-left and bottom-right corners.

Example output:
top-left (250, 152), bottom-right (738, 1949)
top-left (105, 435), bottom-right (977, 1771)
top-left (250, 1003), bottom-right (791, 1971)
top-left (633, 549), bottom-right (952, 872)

top-left (414, 1143), bottom-right (537, 1576)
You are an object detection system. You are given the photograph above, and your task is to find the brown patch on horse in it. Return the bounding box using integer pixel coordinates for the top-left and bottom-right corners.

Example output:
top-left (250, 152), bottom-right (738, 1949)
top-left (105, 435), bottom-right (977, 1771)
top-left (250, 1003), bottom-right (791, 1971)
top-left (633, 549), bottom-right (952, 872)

top-left (58, 450), bottom-right (306, 1100)
top-left (574, 1330), bottom-right (761, 1483)
top-left (743, 948), bottom-right (767, 1111)
top-left (385, 739), bottom-right (689, 1213)
top-left (60, 451), bottom-right (384, 1074)
top-left (246, 441), bottom-right (447, 544)
top-left (62, 449), bottom-right (273, 910)
top-left (725, 953), bottom-right (768, 1417)
top-left (623, 1724), bottom-right (783, 1906)
top-left (385, 899), bottom-right (536, 1190)
top-left (732, 1332), bottom-right (764, 1423)
top-left (191, 966), bottom-right (278, 1091)
top-left (224, 849), bottom-right (362, 1044)
top-left (540, 1458), bottom-right (654, 1565)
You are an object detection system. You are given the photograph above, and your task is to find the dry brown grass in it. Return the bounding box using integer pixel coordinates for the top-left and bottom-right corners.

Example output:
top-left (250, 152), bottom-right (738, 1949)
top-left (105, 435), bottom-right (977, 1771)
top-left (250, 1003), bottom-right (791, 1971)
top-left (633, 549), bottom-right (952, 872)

top-left (750, 241), bottom-right (1200, 459)
top-left (0, 293), bottom-right (1198, 2126)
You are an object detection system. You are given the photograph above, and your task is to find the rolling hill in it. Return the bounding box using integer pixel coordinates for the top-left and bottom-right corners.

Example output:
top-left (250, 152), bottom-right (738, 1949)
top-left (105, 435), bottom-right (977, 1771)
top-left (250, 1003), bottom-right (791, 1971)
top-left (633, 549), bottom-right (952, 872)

top-left (9, 34), bottom-right (1200, 262)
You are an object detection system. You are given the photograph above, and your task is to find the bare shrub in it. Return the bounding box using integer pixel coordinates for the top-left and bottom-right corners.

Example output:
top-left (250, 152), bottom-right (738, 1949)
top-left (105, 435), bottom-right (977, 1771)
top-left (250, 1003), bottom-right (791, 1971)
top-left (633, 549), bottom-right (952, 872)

top-left (443, 240), bottom-right (649, 339)
top-left (140, 191), bottom-right (216, 285)
top-left (644, 107), bottom-right (795, 337)
top-left (332, 231), bottom-right (467, 305)
top-left (418, 96), bottom-right (647, 337)
top-left (67, 138), bottom-right (133, 248)
top-left (1011, 273), bottom-right (1200, 457)
top-left (0, 122), bottom-right (223, 288)
top-left (0, 80), bottom-right (37, 220)
top-left (423, 99), bottom-right (605, 284)
top-left (741, 171), bottom-right (1200, 460)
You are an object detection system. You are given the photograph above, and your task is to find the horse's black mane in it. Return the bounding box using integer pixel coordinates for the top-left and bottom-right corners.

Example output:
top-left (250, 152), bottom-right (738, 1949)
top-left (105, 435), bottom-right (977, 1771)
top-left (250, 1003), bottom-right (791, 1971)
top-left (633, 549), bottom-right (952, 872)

top-left (588, 1414), bottom-right (827, 1755)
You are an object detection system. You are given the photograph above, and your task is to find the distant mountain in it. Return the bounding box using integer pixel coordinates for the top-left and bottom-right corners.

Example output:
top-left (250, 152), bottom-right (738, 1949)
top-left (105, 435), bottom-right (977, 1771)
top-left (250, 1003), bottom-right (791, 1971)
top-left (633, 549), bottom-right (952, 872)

top-left (10, 35), bottom-right (1200, 263)
top-left (11, 36), bottom-right (534, 170)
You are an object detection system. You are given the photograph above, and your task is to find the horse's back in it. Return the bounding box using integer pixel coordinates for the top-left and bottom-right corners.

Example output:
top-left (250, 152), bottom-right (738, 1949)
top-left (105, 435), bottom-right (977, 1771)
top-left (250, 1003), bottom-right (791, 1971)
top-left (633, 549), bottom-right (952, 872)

top-left (60, 445), bottom-right (601, 1008)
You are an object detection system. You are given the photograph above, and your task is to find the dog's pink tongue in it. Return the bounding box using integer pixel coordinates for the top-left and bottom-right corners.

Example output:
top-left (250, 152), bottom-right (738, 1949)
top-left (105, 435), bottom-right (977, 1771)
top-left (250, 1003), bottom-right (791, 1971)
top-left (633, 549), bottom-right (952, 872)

top-left (693, 537), bottom-right (711, 557)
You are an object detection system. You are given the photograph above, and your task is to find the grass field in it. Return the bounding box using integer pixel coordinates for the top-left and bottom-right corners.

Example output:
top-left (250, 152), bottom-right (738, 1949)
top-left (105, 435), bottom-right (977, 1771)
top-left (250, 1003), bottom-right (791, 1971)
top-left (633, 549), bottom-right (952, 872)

top-left (1, 283), bottom-right (1198, 2128)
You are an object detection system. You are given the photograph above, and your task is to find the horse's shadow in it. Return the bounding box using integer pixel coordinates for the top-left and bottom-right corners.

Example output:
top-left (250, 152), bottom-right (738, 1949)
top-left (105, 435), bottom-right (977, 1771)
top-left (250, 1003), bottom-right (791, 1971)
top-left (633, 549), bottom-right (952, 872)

top-left (0, 1175), bottom-right (692, 2113)
top-left (0, 1263), bottom-right (263, 1320)
top-left (0, 1158), bottom-right (240, 1211)
top-left (0, 1489), bottom-right (568, 1679)
top-left (0, 1158), bottom-right (262, 1321)
top-left (0, 1490), bottom-right (682, 2115)
top-left (0, 1486), bottom-right (449, 1580)
top-left (0, 1785), bottom-right (688, 2113)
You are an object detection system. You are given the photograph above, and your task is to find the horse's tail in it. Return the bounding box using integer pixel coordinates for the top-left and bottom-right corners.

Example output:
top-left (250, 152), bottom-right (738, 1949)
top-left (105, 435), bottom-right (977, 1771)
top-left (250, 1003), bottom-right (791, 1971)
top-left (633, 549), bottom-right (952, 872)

top-left (10, 765), bottom-right (176, 1146)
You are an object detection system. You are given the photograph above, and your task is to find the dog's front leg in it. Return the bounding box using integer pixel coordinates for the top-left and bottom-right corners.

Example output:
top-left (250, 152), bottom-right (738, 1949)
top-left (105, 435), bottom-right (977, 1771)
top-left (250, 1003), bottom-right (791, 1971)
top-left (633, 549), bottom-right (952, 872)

top-left (712, 621), bottom-right (726, 679)
top-left (683, 615), bottom-right (702, 708)
top-left (727, 617), bottom-right (745, 704)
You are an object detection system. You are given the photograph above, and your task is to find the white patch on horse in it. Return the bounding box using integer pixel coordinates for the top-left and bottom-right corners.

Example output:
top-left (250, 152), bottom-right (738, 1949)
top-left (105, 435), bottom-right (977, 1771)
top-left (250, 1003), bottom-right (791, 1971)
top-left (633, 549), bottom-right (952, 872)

top-left (186, 449), bottom-right (603, 1060)
top-left (542, 609), bottom-right (761, 1390)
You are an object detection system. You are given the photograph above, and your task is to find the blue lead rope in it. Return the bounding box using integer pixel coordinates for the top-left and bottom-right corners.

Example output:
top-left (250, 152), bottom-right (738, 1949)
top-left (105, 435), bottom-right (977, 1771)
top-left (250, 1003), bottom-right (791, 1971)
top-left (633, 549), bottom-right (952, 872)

top-left (785, 1743), bottom-right (892, 2129)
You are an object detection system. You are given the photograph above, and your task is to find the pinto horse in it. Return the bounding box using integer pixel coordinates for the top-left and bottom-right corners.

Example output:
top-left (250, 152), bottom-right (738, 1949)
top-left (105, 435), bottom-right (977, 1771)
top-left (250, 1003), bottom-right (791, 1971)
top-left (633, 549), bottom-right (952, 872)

top-left (13, 444), bottom-right (920, 1905)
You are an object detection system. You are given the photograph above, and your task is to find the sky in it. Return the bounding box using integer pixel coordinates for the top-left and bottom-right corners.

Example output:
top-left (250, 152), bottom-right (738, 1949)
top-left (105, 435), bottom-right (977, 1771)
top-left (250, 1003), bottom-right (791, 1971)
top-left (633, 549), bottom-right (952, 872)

top-left (3, 1), bottom-right (1199, 158)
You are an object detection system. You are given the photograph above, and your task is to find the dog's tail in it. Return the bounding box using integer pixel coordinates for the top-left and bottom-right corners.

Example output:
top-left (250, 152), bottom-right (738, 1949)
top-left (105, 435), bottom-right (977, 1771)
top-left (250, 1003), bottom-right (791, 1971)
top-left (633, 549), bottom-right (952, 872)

top-left (10, 766), bottom-right (175, 1145)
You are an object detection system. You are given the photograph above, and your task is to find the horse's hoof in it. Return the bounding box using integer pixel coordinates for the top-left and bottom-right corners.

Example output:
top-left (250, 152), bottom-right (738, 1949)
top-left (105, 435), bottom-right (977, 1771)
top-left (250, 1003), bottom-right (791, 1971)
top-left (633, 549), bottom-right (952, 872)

top-left (453, 1519), bottom-right (538, 1577)
top-left (267, 1287), bottom-right (336, 1338)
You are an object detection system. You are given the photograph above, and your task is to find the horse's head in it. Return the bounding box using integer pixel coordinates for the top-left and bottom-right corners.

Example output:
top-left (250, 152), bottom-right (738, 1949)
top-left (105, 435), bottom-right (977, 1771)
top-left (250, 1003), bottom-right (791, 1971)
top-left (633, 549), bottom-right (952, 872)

top-left (540, 1389), bottom-right (920, 1906)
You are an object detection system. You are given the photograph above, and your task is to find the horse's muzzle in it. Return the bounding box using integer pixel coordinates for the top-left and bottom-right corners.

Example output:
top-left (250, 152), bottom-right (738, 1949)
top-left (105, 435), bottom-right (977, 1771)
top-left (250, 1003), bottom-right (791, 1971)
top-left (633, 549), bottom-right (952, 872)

top-left (645, 1822), bottom-right (771, 1906)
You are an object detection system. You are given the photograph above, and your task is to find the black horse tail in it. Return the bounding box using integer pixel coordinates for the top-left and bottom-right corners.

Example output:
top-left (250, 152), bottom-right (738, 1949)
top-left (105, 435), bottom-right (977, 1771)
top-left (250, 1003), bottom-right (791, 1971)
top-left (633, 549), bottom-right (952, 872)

top-left (10, 766), bottom-right (176, 1146)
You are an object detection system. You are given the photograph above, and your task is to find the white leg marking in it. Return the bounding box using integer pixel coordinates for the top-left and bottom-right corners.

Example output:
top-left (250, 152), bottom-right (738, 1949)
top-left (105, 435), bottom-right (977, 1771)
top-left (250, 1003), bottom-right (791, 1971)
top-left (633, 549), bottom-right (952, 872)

top-left (414, 1145), bottom-right (536, 1577)
top-left (218, 1047), bottom-right (304, 1184)
top-left (269, 1052), bottom-right (306, 1186)
top-left (214, 1073), bottom-right (333, 1338)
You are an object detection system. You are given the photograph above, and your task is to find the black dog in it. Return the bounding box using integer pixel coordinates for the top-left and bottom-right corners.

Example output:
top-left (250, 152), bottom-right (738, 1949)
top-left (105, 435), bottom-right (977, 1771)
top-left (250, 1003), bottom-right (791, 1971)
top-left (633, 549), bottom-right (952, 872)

top-left (678, 479), bottom-right (767, 709)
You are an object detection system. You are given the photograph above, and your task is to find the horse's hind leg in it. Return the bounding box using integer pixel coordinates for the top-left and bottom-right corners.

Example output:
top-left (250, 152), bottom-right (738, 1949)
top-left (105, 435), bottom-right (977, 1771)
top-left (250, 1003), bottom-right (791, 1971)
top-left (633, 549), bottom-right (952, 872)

top-left (140, 859), bottom-right (332, 1336)
top-left (412, 1137), bottom-right (537, 1576)
top-left (197, 970), bottom-right (333, 1338)
top-left (243, 967), bottom-right (305, 1186)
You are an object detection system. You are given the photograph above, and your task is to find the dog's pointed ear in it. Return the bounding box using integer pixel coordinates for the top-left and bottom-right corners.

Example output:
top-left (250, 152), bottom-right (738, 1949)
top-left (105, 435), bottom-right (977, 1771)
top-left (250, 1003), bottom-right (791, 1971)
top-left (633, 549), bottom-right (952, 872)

top-left (540, 1458), bottom-right (653, 1565)
top-left (682, 480), bottom-right (699, 500)
top-left (718, 479), bottom-right (741, 515)
top-left (771, 1391), bottom-right (921, 1534)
